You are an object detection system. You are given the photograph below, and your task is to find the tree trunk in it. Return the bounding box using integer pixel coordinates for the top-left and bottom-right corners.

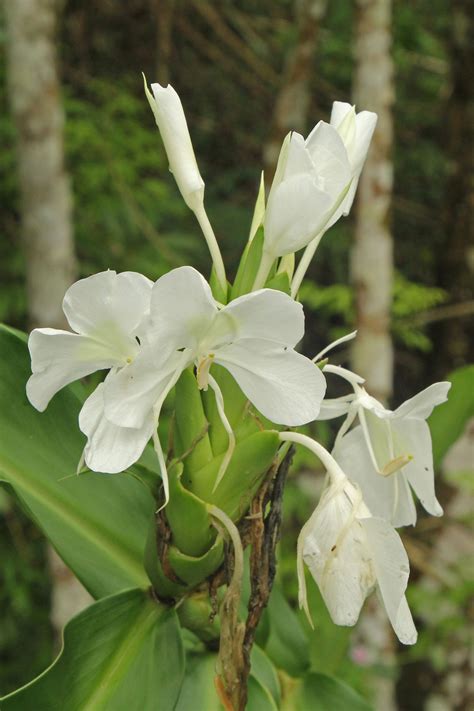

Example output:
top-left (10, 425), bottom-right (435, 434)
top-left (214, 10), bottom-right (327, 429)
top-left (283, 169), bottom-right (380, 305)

top-left (263, 0), bottom-right (328, 181)
top-left (350, 3), bottom-right (396, 709)
top-left (351, 0), bottom-right (395, 404)
top-left (4, 0), bottom-right (77, 331)
top-left (435, 0), bottom-right (474, 377)
top-left (4, 0), bottom-right (90, 640)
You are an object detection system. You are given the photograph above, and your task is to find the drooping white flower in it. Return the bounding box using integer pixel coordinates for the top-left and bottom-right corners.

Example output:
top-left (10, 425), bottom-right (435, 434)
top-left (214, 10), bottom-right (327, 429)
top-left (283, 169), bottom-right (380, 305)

top-left (279, 431), bottom-right (417, 646)
top-left (300, 475), bottom-right (417, 645)
top-left (26, 270), bottom-right (175, 474)
top-left (329, 102), bottom-right (377, 217)
top-left (103, 266), bottom-right (327, 432)
top-left (326, 368), bottom-right (451, 527)
top-left (263, 127), bottom-right (352, 260)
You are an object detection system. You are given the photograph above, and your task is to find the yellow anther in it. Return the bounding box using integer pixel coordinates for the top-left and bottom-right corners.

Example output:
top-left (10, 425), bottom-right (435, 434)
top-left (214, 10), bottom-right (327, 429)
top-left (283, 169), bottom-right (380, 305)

top-left (380, 454), bottom-right (413, 477)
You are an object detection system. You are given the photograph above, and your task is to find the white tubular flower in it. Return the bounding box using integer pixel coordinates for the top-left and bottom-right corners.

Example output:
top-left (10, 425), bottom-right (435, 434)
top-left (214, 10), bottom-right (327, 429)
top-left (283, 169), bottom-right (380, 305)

top-left (104, 266), bottom-right (326, 430)
top-left (144, 79), bottom-right (204, 213)
top-left (279, 431), bottom-right (417, 646)
top-left (300, 476), bottom-right (417, 645)
top-left (263, 127), bottom-right (352, 260)
top-left (329, 101), bottom-right (377, 218)
top-left (289, 105), bottom-right (377, 298)
top-left (333, 381), bottom-right (451, 527)
top-left (25, 270), bottom-right (173, 474)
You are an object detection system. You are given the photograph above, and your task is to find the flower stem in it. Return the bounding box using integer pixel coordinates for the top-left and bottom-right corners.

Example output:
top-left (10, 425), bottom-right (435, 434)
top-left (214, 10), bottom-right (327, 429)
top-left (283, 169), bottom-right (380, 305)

top-left (251, 248), bottom-right (274, 291)
top-left (290, 230), bottom-right (324, 298)
top-left (278, 431), bottom-right (346, 484)
top-left (194, 203), bottom-right (227, 294)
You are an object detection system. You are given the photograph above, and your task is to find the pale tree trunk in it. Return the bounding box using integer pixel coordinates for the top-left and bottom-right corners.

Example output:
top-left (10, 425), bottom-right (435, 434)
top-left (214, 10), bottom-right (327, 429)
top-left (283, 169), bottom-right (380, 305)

top-left (263, 0), bottom-right (328, 180)
top-left (4, 0), bottom-right (77, 331)
top-left (350, 3), bottom-right (396, 710)
top-left (4, 0), bottom-right (91, 638)
top-left (351, 0), bottom-right (395, 404)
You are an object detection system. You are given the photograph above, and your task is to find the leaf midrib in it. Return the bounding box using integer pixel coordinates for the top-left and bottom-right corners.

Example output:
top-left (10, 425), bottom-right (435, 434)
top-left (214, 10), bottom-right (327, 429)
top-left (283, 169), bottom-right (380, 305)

top-left (0, 455), bottom-right (147, 590)
top-left (81, 601), bottom-right (159, 710)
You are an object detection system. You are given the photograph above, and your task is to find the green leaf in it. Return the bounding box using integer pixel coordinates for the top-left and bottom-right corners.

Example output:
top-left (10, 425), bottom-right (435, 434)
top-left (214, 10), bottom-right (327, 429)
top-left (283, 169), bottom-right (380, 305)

top-left (0, 325), bottom-right (154, 598)
top-left (174, 654), bottom-right (220, 711)
top-left (250, 646), bottom-right (281, 707)
top-left (429, 365), bottom-right (474, 468)
top-left (1, 589), bottom-right (185, 711)
top-left (247, 676), bottom-right (279, 710)
top-left (264, 271), bottom-right (291, 294)
top-left (230, 226), bottom-right (265, 299)
top-left (264, 585), bottom-right (311, 677)
top-left (282, 672), bottom-right (373, 711)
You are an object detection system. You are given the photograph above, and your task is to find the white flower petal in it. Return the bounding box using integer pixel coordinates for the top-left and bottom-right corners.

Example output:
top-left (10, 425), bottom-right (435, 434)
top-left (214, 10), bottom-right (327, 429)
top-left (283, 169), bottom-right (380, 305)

top-left (282, 132), bottom-right (314, 178)
top-left (79, 384), bottom-right (155, 473)
top-left (305, 121), bottom-right (352, 197)
top-left (353, 111), bottom-right (378, 171)
top-left (26, 329), bottom-right (124, 412)
top-left (392, 419), bottom-right (443, 517)
top-left (317, 398), bottom-right (353, 420)
top-left (264, 173), bottom-right (333, 257)
top-left (360, 517), bottom-right (417, 645)
top-left (215, 339), bottom-right (326, 426)
top-left (146, 81), bottom-right (205, 212)
top-left (394, 382), bottom-right (451, 420)
top-left (329, 101), bottom-right (352, 130)
top-left (150, 266), bottom-right (217, 349)
top-left (302, 484), bottom-right (374, 627)
top-left (63, 270), bottom-right (152, 340)
top-left (104, 346), bottom-right (183, 429)
top-left (221, 289), bottom-right (305, 347)
top-left (335, 427), bottom-right (417, 527)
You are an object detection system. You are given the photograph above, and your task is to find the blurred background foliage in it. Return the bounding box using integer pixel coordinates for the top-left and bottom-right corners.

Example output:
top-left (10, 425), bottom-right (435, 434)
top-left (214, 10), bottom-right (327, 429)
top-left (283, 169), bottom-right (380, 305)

top-left (0, 1), bottom-right (472, 709)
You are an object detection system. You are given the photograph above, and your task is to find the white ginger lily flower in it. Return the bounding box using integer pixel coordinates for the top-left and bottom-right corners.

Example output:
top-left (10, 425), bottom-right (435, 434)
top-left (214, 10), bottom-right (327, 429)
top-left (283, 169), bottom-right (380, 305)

top-left (263, 126), bottom-right (352, 262)
top-left (289, 104), bottom-right (377, 298)
top-left (104, 266), bottom-right (327, 434)
top-left (328, 102), bottom-right (377, 218)
top-left (325, 365), bottom-right (451, 527)
top-left (26, 270), bottom-right (172, 474)
top-left (279, 432), bottom-right (417, 646)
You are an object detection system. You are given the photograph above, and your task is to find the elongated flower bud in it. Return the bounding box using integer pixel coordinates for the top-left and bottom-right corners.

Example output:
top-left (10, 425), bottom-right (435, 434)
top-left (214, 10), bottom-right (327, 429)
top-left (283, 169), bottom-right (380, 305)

top-left (144, 77), bottom-right (205, 212)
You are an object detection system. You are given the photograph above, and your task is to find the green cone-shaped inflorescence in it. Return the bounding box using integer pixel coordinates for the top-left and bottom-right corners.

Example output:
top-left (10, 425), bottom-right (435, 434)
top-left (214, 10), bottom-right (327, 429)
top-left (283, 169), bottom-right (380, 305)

top-left (145, 363), bottom-right (281, 602)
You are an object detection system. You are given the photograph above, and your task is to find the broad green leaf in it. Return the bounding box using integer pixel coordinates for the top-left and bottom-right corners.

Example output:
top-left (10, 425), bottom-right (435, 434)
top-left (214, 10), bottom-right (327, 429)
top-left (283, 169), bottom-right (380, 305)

top-left (265, 585), bottom-right (311, 677)
top-left (282, 672), bottom-right (373, 711)
top-left (429, 365), bottom-right (474, 467)
top-left (1, 588), bottom-right (185, 711)
top-left (0, 325), bottom-right (154, 598)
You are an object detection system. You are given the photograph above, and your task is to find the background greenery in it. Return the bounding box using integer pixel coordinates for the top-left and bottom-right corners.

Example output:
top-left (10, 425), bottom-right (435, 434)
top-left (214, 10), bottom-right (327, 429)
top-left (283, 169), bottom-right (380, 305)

top-left (0, 1), bottom-right (472, 709)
